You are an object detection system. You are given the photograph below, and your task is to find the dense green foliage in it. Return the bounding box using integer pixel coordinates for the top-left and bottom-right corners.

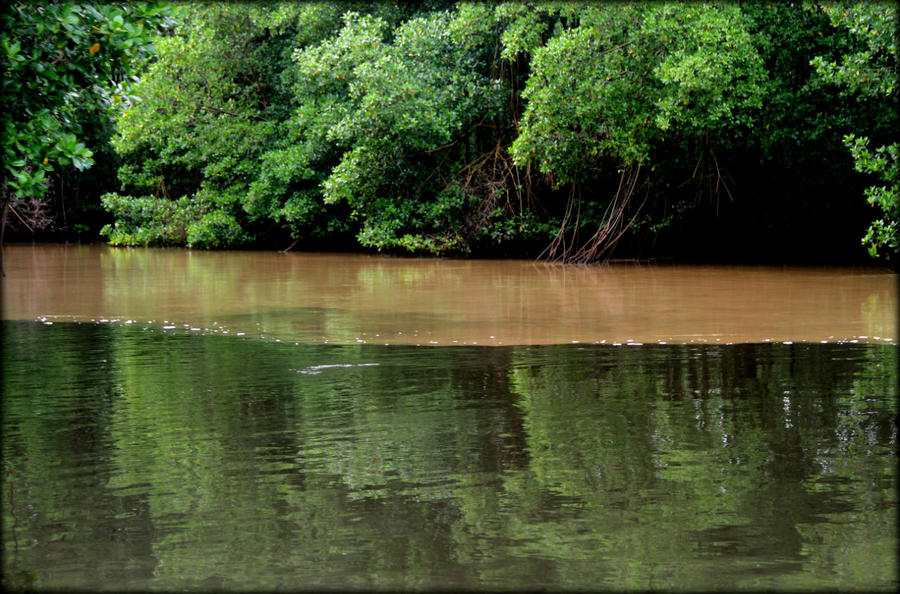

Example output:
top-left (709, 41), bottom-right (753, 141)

top-left (811, 2), bottom-right (898, 259)
top-left (3, 1), bottom-right (897, 263)
top-left (0, 1), bottom-right (173, 243)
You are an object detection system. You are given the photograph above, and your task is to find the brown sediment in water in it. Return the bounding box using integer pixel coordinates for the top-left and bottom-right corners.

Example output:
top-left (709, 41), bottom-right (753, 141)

top-left (2, 244), bottom-right (896, 346)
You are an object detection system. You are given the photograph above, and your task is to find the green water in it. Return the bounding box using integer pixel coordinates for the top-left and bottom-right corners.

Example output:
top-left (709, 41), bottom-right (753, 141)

top-left (2, 320), bottom-right (896, 591)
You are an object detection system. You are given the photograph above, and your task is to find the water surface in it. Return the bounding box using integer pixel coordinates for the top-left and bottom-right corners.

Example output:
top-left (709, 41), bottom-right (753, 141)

top-left (2, 321), bottom-right (896, 591)
top-left (2, 244), bottom-right (897, 591)
top-left (2, 244), bottom-right (896, 345)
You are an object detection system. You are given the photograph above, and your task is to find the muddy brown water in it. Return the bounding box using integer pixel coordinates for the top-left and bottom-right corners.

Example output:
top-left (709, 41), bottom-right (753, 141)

top-left (2, 244), bottom-right (895, 345)
top-left (3, 243), bottom-right (898, 591)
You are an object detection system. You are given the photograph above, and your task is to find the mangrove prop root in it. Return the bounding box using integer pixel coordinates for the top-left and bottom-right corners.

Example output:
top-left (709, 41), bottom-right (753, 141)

top-left (541, 164), bottom-right (647, 264)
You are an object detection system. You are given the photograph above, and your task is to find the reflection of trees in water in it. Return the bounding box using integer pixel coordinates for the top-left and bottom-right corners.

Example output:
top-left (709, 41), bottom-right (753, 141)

top-left (861, 291), bottom-right (898, 340)
top-left (2, 322), bottom-right (157, 590)
top-left (489, 343), bottom-right (897, 588)
top-left (1, 321), bottom-right (896, 590)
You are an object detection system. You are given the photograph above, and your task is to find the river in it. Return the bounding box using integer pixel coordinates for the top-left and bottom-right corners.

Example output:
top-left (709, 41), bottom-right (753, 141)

top-left (2, 244), bottom-right (897, 590)
top-left (2, 244), bottom-right (896, 345)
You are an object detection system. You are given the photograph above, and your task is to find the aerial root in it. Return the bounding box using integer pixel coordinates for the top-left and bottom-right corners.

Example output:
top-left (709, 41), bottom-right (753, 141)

top-left (541, 164), bottom-right (648, 264)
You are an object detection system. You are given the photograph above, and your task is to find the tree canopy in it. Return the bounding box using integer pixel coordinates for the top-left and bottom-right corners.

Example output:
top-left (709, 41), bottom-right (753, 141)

top-left (3, 1), bottom-right (897, 265)
top-left (1, 1), bottom-right (173, 250)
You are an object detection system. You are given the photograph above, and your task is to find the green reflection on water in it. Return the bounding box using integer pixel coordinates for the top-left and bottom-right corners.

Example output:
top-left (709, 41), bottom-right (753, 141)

top-left (504, 344), bottom-right (897, 589)
top-left (2, 321), bottom-right (897, 591)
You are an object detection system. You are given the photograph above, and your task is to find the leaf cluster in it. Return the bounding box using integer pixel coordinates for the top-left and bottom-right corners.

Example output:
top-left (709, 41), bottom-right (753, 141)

top-left (2, 2), bottom-right (172, 204)
top-left (96, 1), bottom-right (897, 263)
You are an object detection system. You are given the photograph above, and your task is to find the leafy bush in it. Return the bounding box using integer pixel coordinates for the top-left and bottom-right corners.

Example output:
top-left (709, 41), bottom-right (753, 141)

top-left (186, 210), bottom-right (246, 249)
top-left (94, 1), bottom-right (897, 264)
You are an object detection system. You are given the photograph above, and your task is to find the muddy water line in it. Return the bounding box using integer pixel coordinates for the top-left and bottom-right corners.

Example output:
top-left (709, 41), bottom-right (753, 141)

top-left (2, 244), bottom-right (896, 345)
